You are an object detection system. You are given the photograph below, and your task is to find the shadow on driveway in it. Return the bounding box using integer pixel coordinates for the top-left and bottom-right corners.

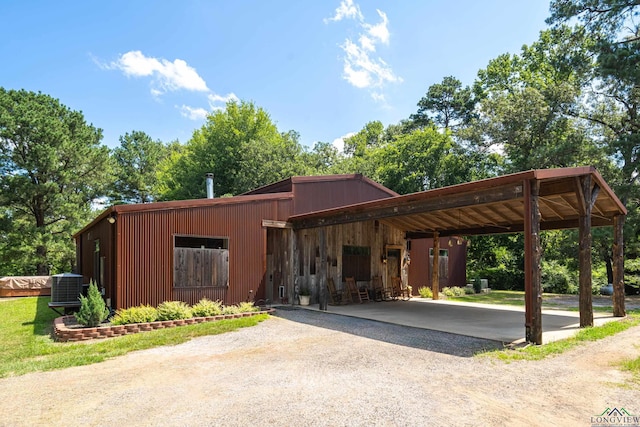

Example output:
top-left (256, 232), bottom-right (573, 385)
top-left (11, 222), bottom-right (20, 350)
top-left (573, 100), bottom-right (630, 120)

top-left (274, 306), bottom-right (503, 358)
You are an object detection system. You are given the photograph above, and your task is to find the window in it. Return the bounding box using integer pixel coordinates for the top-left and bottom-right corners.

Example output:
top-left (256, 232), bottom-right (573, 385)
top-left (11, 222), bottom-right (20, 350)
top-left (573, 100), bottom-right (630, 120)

top-left (173, 235), bottom-right (229, 288)
top-left (342, 245), bottom-right (371, 281)
top-left (429, 248), bottom-right (449, 279)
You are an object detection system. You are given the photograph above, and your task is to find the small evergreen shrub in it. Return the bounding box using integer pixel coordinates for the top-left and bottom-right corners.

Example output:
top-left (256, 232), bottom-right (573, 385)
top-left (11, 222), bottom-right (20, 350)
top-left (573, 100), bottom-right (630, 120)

top-left (111, 305), bottom-right (158, 325)
top-left (464, 286), bottom-right (475, 295)
top-left (190, 298), bottom-right (223, 317)
top-left (237, 301), bottom-right (260, 313)
top-left (418, 286), bottom-right (433, 298)
top-left (156, 301), bottom-right (192, 321)
top-left (75, 281), bottom-right (110, 327)
top-left (442, 286), bottom-right (466, 297)
top-left (222, 304), bottom-right (240, 315)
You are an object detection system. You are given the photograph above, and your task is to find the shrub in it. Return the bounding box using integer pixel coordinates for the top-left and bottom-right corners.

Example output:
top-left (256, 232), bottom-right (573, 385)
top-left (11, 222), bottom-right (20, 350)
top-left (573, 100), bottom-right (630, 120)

top-left (542, 260), bottom-right (577, 294)
top-left (222, 304), bottom-right (240, 315)
top-left (418, 286), bottom-right (432, 298)
top-left (442, 286), bottom-right (466, 297)
top-left (471, 267), bottom-right (524, 291)
top-left (111, 305), bottom-right (158, 325)
top-left (464, 286), bottom-right (475, 295)
top-left (190, 298), bottom-right (223, 317)
top-left (237, 301), bottom-right (260, 313)
top-left (75, 281), bottom-right (110, 327)
top-left (156, 301), bottom-right (192, 321)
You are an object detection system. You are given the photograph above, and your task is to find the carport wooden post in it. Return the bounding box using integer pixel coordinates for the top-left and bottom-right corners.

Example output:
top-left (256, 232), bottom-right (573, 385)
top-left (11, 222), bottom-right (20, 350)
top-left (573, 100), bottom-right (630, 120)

top-left (578, 176), bottom-right (595, 327)
top-left (318, 228), bottom-right (328, 311)
top-left (431, 232), bottom-right (439, 300)
top-left (524, 179), bottom-right (542, 344)
top-left (612, 215), bottom-right (625, 317)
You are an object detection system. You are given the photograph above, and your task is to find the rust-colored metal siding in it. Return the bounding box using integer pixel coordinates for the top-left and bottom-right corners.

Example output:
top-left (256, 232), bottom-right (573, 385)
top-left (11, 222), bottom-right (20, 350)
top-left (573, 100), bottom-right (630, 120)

top-left (292, 178), bottom-right (397, 215)
top-left (408, 238), bottom-right (467, 291)
top-left (113, 197), bottom-right (293, 309)
top-left (76, 217), bottom-right (117, 305)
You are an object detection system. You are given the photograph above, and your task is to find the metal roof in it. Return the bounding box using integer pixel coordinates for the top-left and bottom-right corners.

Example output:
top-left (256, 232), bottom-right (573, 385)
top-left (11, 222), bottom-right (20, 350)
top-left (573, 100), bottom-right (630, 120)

top-left (289, 167), bottom-right (627, 237)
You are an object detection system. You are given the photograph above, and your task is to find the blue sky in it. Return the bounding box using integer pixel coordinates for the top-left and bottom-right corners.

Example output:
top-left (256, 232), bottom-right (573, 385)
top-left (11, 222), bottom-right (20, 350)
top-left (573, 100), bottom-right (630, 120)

top-left (2, 1), bottom-right (551, 150)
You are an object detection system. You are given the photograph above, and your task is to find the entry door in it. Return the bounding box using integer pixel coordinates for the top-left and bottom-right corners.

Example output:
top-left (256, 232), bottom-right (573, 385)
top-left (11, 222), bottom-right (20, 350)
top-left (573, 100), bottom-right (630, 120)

top-left (386, 248), bottom-right (401, 289)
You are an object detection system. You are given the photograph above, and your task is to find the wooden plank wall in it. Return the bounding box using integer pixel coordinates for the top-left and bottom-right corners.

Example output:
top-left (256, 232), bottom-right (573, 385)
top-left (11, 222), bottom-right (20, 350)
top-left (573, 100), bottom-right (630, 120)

top-left (295, 220), bottom-right (405, 303)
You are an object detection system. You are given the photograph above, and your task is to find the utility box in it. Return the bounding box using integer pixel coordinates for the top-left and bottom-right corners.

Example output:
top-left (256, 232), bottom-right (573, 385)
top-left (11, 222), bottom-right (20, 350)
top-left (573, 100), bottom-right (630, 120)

top-left (50, 273), bottom-right (83, 303)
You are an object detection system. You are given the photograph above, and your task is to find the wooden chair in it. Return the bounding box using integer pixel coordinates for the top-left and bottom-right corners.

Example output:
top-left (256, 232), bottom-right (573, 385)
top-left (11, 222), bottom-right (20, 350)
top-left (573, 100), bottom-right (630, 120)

top-left (391, 277), bottom-right (410, 301)
top-left (327, 277), bottom-right (347, 305)
top-left (346, 277), bottom-right (369, 303)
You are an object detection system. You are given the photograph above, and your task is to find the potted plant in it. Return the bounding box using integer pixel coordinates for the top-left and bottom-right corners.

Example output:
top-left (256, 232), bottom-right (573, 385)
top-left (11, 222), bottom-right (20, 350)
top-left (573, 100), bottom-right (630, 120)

top-left (299, 287), bottom-right (311, 306)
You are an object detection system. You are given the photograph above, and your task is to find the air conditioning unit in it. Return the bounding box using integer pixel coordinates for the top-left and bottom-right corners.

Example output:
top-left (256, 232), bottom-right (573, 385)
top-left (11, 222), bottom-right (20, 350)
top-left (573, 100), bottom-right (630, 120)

top-left (480, 279), bottom-right (489, 289)
top-left (50, 273), bottom-right (84, 303)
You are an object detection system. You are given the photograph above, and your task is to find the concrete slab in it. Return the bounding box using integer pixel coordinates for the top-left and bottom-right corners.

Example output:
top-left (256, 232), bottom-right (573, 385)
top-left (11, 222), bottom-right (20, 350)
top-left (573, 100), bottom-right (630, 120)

top-left (292, 298), bottom-right (618, 344)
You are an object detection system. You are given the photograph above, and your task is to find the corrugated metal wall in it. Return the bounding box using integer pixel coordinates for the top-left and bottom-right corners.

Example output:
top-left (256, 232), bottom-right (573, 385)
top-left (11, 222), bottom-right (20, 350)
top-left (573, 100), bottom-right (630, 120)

top-left (114, 197), bottom-right (292, 309)
top-left (408, 238), bottom-right (467, 290)
top-left (293, 179), bottom-right (396, 215)
top-left (77, 217), bottom-right (116, 305)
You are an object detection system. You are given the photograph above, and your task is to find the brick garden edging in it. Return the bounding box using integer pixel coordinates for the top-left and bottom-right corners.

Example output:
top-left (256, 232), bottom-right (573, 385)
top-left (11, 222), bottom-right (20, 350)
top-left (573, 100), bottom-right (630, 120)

top-left (53, 308), bottom-right (275, 342)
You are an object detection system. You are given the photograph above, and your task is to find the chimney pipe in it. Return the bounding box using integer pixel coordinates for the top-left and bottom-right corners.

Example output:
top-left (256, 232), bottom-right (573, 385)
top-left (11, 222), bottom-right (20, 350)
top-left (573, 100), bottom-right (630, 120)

top-left (205, 173), bottom-right (214, 199)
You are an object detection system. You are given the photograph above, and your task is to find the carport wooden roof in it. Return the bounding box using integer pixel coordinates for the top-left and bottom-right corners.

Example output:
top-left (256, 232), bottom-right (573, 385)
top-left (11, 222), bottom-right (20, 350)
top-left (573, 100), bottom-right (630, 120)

top-left (289, 166), bottom-right (627, 345)
top-left (289, 166), bottom-right (627, 237)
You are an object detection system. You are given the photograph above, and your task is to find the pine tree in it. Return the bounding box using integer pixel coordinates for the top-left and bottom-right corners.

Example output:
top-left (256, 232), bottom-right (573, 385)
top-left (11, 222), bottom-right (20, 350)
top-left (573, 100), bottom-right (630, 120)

top-left (75, 281), bottom-right (109, 327)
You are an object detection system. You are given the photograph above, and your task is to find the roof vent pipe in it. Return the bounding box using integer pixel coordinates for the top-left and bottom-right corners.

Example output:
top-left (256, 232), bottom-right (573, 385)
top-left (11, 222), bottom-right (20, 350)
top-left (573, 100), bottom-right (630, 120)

top-left (205, 173), bottom-right (215, 199)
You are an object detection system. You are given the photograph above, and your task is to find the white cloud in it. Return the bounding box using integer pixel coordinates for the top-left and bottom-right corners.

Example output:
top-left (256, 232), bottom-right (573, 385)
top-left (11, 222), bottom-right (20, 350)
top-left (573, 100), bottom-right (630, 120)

top-left (363, 10), bottom-right (390, 45)
top-left (207, 92), bottom-right (240, 110)
top-left (325, 0), bottom-right (362, 23)
top-left (326, 2), bottom-right (401, 101)
top-left (179, 105), bottom-right (209, 121)
top-left (331, 131), bottom-right (356, 153)
top-left (109, 50), bottom-right (209, 96)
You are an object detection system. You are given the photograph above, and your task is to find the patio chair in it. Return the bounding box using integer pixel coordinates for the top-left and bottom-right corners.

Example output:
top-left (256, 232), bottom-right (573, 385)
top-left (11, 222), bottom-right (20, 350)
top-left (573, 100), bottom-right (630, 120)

top-left (391, 277), bottom-right (410, 301)
top-left (327, 277), bottom-right (347, 305)
top-left (346, 277), bottom-right (369, 303)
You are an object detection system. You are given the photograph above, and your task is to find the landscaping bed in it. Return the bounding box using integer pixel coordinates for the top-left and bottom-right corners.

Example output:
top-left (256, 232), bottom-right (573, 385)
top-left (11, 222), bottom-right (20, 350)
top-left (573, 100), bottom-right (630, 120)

top-left (54, 308), bottom-right (275, 342)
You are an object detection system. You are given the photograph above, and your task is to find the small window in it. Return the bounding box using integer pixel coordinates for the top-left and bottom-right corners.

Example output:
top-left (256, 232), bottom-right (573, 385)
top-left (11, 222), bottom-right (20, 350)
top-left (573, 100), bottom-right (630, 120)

top-left (342, 245), bottom-right (371, 281)
top-left (175, 235), bottom-right (228, 249)
top-left (173, 235), bottom-right (229, 288)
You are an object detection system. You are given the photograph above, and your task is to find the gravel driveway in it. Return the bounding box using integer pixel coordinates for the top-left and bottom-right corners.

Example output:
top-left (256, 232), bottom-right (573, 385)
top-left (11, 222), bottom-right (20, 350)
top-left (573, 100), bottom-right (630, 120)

top-left (0, 308), bottom-right (639, 426)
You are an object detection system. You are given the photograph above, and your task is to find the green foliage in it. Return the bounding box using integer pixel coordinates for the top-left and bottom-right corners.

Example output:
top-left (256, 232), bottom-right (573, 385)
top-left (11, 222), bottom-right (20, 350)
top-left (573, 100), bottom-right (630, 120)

top-left (236, 301), bottom-right (260, 313)
top-left (442, 286), bottom-right (466, 297)
top-left (418, 286), bottom-right (433, 298)
top-left (222, 304), bottom-right (240, 315)
top-left (464, 286), bottom-right (475, 295)
top-left (190, 298), bottom-right (223, 317)
top-left (110, 305), bottom-right (158, 325)
top-left (159, 100), bottom-right (307, 199)
top-left (75, 281), bottom-right (110, 327)
top-left (413, 76), bottom-right (476, 130)
top-left (110, 130), bottom-right (167, 204)
top-left (156, 301), bottom-right (192, 321)
top-left (541, 260), bottom-right (578, 294)
top-left (0, 88), bottom-right (110, 275)
top-left (472, 267), bottom-right (525, 291)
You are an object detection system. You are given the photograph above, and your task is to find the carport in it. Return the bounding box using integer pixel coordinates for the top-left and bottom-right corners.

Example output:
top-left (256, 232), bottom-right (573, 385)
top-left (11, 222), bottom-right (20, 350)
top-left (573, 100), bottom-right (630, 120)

top-left (289, 167), bottom-right (628, 344)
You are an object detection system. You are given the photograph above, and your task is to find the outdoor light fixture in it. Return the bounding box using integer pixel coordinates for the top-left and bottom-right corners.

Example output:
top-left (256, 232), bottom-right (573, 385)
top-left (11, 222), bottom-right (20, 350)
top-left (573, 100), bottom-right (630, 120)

top-left (107, 215), bottom-right (116, 224)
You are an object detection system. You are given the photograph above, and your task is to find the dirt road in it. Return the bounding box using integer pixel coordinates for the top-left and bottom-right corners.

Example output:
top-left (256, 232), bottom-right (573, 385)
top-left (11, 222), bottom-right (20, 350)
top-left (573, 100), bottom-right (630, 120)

top-left (0, 310), bottom-right (638, 426)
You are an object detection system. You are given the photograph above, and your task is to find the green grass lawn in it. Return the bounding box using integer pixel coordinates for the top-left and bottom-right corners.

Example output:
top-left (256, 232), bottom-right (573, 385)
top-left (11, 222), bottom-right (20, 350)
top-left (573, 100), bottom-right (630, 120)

top-left (0, 296), bottom-right (269, 378)
top-left (446, 290), bottom-right (615, 312)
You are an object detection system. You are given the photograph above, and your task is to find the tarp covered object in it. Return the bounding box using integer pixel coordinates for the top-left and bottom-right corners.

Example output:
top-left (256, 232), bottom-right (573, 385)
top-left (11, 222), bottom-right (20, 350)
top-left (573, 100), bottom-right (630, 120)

top-left (0, 276), bottom-right (52, 290)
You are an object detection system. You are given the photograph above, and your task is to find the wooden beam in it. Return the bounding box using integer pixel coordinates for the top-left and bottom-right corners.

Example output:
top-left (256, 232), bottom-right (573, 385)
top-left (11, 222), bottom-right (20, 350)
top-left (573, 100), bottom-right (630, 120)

top-left (524, 179), bottom-right (542, 344)
top-left (612, 215), bottom-right (626, 317)
top-left (292, 183), bottom-right (524, 230)
top-left (578, 175), bottom-right (594, 327)
top-left (431, 233), bottom-right (440, 300)
top-left (318, 228), bottom-right (328, 311)
top-left (262, 219), bottom-right (291, 229)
